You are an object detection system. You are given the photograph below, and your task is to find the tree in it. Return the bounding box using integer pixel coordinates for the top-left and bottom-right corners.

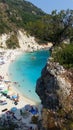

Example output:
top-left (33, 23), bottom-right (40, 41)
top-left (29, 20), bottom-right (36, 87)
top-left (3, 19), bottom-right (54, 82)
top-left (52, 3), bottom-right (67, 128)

top-left (25, 9), bottom-right (73, 45)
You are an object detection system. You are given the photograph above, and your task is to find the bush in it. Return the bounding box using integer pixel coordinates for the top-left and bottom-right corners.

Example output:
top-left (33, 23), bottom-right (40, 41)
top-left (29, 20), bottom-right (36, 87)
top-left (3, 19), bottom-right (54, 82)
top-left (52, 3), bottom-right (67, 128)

top-left (52, 44), bottom-right (73, 69)
top-left (31, 115), bottom-right (38, 124)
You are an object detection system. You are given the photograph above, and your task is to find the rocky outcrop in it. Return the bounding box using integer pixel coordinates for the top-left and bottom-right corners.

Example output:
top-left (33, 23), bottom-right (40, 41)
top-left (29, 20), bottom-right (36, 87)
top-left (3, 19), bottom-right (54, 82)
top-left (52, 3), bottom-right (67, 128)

top-left (0, 30), bottom-right (53, 51)
top-left (0, 33), bottom-right (11, 48)
top-left (17, 30), bottom-right (39, 51)
top-left (36, 60), bottom-right (73, 130)
top-left (36, 60), bottom-right (73, 111)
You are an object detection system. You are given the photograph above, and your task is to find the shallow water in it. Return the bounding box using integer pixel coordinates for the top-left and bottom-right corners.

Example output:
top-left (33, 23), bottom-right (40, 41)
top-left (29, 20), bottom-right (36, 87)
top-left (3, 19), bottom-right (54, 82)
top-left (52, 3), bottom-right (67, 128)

top-left (9, 50), bottom-right (50, 103)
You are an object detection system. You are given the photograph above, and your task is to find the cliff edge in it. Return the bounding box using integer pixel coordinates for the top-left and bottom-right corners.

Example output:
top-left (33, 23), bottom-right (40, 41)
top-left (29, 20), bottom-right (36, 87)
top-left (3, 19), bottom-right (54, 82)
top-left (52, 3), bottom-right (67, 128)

top-left (36, 60), bottom-right (73, 129)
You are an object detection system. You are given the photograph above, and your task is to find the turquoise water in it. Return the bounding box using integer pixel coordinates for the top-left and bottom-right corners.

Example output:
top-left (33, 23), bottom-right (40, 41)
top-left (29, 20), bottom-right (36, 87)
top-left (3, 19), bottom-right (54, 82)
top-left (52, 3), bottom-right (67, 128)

top-left (9, 50), bottom-right (50, 103)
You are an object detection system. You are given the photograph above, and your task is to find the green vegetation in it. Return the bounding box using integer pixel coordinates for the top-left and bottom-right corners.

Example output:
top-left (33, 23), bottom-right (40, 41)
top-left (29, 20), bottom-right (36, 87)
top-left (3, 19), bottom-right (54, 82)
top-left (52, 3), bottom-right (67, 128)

top-left (52, 43), bottom-right (73, 69)
top-left (0, 0), bottom-right (73, 69)
top-left (26, 10), bottom-right (73, 45)
top-left (0, 0), bottom-right (73, 45)
top-left (0, 0), bottom-right (45, 34)
top-left (6, 34), bottom-right (20, 49)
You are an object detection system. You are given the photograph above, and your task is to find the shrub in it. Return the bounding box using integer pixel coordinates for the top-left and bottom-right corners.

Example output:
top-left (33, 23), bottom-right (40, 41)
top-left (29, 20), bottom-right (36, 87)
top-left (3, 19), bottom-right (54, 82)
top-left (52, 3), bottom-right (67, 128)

top-left (52, 44), bottom-right (73, 69)
top-left (31, 115), bottom-right (38, 124)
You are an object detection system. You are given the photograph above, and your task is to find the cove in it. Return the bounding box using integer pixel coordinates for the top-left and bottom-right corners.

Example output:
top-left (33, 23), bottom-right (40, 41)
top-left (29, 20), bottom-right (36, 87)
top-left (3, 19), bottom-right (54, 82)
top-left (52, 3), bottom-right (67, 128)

top-left (9, 49), bottom-right (50, 103)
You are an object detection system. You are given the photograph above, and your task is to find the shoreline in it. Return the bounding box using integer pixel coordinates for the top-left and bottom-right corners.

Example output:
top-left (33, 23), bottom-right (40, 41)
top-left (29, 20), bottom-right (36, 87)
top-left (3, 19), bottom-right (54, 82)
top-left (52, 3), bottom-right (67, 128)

top-left (0, 49), bottom-right (36, 115)
top-left (0, 43), bottom-right (52, 115)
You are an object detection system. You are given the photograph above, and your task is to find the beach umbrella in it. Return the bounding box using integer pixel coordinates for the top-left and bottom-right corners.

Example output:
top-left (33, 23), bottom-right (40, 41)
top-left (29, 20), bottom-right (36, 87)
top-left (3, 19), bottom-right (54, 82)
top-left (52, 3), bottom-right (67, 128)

top-left (24, 104), bottom-right (31, 111)
top-left (12, 95), bottom-right (17, 99)
top-left (14, 110), bottom-right (21, 119)
top-left (30, 110), bottom-right (38, 115)
top-left (11, 107), bottom-right (17, 112)
top-left (30, 109), bottom-right (38, 115)
top-left (3, 90), bottom-right (8, 94)
top-left (29, 106), bottom-right (38, 115)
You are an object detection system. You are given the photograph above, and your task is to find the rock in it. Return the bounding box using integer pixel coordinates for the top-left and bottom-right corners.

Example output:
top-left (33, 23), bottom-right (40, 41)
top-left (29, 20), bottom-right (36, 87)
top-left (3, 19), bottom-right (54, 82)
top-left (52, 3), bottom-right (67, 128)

top-left (0, 30), bottom-right (53, 51)
top-left (36, 60), bottom-right (73, 130)
top-left (36, 61), bottom-right (72, 111)
top-left (0, 33), bottom-right (11, 48)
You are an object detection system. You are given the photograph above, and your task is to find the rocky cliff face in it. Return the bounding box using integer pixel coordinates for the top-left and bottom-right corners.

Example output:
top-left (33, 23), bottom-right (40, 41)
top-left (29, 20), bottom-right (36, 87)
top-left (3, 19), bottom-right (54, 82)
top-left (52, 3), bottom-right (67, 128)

top-left (36, 60), bottom-right (73, 110)
top-left (0, 30), bottom-right (39, 50)
top-left (36, 60), bottom-right (73, 129)
top-left (0, 30), bottom-right (53, 51)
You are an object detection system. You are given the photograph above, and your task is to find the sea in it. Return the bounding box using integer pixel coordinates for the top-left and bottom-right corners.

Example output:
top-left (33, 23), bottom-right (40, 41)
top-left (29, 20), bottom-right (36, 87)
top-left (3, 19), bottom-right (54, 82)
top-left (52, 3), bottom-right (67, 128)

top-left (9, 49), bottom-right (50, 103)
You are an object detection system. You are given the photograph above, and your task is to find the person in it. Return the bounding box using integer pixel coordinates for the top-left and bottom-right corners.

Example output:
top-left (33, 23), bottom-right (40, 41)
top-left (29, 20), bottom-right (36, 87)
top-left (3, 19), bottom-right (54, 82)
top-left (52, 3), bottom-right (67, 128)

top-left (14, 101), bottom-right (18, 105)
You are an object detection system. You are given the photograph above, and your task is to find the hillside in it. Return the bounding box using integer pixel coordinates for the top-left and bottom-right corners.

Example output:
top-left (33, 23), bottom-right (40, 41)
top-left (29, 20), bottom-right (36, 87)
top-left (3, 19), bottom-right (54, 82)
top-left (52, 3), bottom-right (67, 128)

top-left (0, 0), bottom-right (45, 34)
top-left (0, 0), bottom-right (73, 45)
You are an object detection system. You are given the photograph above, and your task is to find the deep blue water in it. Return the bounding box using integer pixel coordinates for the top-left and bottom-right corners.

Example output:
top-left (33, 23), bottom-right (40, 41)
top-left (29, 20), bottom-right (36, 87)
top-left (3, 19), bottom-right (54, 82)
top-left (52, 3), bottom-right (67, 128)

top-left (9, 50), bottom-right (50, 103)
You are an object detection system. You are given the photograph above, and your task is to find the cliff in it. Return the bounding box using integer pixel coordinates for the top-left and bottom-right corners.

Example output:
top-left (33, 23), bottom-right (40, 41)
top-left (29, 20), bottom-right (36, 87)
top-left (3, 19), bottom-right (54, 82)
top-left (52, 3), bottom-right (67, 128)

top-left (0, 30), bottom-right (53, 51)
top-left (36, 60), bottom-right (73, 129)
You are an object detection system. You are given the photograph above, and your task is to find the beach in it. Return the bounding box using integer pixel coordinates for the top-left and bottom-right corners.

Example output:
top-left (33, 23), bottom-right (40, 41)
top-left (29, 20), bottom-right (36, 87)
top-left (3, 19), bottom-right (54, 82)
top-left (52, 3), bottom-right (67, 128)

top-left (0, 43), bottom-right (53, 112)
top-left (0, 44), bottom-right (52, 129)
top-left (0, 48), bottom-right (38, 115)
top-left (0, 42), bottom-right (53, 110)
